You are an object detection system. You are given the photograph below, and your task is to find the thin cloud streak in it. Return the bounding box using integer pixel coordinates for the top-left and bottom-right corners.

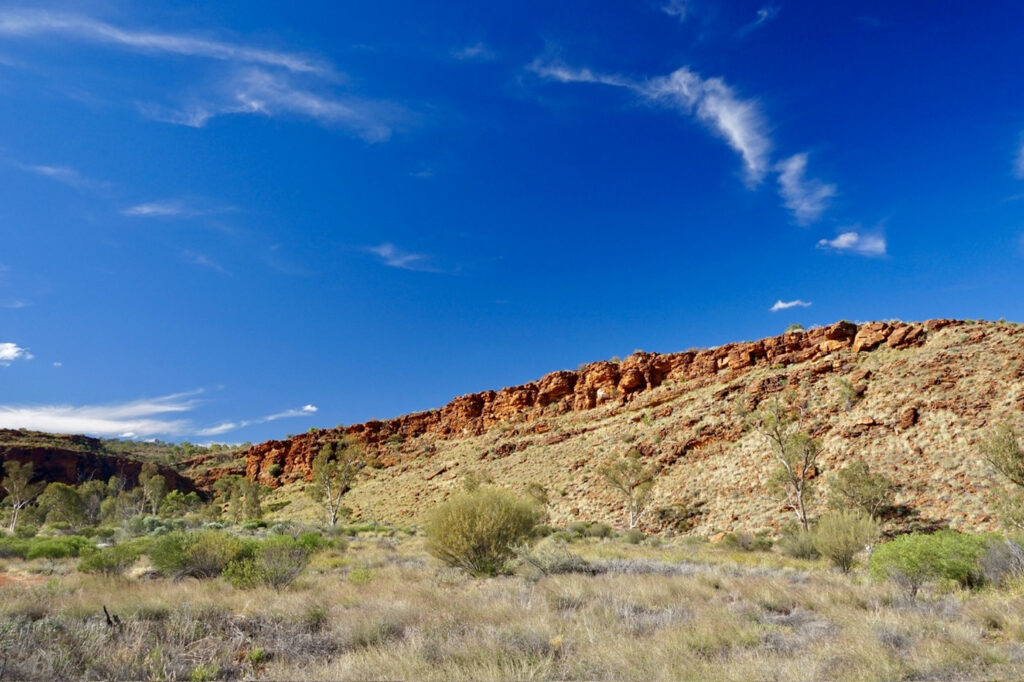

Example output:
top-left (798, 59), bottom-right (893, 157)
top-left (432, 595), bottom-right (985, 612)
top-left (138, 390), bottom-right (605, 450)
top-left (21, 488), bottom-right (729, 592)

top-left (16, 163), bottom-right (107, 190)
top-left (0, 391), bottom-right (201, 437)
top-left (776, 153), bottom-right (836, 225)
top-left (530, 59), bottom-right (771, 182)
top-left (196, 404), bottom-right (318, 436)
top-left (738, 6), bottom-right (779, 36)
top-left (770, 299), bottom-right (812, 312)
top-left (661, 0), bottom-right (689, 22)
top-left (0, 10), bottom-right (325, 73)
top-left (366, 243), bottom-right (440, 272)
top-left (182, 250), bottom-right (229, 274)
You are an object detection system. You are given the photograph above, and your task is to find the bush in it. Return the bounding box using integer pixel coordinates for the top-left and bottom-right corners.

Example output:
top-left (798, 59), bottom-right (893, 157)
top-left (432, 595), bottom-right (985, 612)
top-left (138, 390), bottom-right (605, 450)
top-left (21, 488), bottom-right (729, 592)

top-left (78, 543), bottom-right (141, 576)
top-left (979, 538), bottom-right (1024, 588)
top-left (267, 464), bottom-right (283, 478)
top-left (14, 524), bottom-right (38, 539)
top-left (0, 537), bottom-right (29, 558)
top-left (870, 530), bottom-right (989, 596)
top-left (812, 510), bottom-right (879, 572)
top-left (619, 529), bottom-right (645, 544)
top-left (566, 521), bottom-right (590, 538)
top-left (150, 531), bottom-right (248, 579)
top-left (25, 535), bottom-right (93, 560)
top-left (722, 531), bottom-right (772, 552)
top-left (425, 487), bottom-right (542, 576)
top-left (224, 536), bottom-right (311, 589)
top-left (586, 523), bottom-right (613, 539)
top-left (777, 525), bottom-right (819, 560)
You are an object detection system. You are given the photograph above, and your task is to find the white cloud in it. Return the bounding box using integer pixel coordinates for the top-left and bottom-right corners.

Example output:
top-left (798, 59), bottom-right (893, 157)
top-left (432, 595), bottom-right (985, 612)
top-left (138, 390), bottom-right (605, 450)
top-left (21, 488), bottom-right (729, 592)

top-left (182, 250), bottom-right (228, 274)
top-left (366, 243), bottom-right (439, 272)
top-left (643, 68), bottom-right (772, 182)
top-left (16, 163), bottom-right (106, 190)
top-left (661, 0), bottom-right (689, 22)
top-left (776, 153), bottom-right (836, 224)
top-left (141, 68), bottom-right (398, 141)
top-left (0, 389), bottom-right (318, 438)
top-left (52, 361), bottom-right (62, 368)
top-left (531, 60), bottom-right (771, 182)
top-left (0, 11), bottom-right (400, 140)
top-left (770, 299), bottom-right (812, 312)
top-left (0, 10), bottom-right (324, 73)
top-left (0, 342), bottom-right (33, 366)
top-left (452, 42), bottom-right (496, 61)
top-left (739, 6), bottom-right (779, 36)
top-left (0, 392), bottom-right (199, 436)
top-left (195, 404), bottom-right (318, 437)
top-left (817, 230), bottom-right (887, 257)
top-left (121, 200), bottom-right (207, 218)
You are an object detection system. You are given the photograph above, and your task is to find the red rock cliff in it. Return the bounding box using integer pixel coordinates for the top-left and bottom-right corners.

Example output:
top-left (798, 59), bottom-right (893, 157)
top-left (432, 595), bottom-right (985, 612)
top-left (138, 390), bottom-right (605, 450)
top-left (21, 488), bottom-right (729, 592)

top-left (245, 320), bottom-right (945, 487)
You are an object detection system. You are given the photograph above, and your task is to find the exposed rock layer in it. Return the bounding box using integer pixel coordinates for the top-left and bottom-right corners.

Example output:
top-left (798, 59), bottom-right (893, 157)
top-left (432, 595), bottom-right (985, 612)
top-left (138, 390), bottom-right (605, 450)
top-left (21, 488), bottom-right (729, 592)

top-left (245, 320), bottom-right (943, 486)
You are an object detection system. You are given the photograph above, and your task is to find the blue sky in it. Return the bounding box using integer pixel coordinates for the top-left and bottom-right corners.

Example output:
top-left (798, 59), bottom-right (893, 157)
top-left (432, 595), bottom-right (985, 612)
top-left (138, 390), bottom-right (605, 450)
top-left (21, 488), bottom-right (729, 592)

top-left (0, 2), bottom-right (1022, 442)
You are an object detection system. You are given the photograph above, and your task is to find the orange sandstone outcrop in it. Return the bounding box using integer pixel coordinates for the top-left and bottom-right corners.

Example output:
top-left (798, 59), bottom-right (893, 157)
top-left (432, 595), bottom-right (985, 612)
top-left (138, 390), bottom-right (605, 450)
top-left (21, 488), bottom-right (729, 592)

top-left (245, 320), bottom-right (937, 487)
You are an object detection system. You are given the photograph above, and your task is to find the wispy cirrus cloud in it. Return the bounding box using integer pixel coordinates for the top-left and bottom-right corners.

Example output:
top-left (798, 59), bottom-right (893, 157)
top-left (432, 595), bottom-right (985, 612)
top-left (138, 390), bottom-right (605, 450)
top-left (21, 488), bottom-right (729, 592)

top-left (0, 391), bottom-right (199, 437)
top-left (0, 10), bottom-right (402, 140)
top-left (366, 243), bottom-right (440, 272)
top-left (661, 0), bottom-right (690, 22)
top-left (770, 299), bottom-right (811, 312)
top-left (0, 389), bottom-right (318, 439)
top-left (738, 6), bottom-right (779, 37)
top-left (776, 153), bottom-right (836, 225)
top-left (817, 229), bottom-right (887, 257)
top-left (530, 60), bottom-right (771, 182)
top-left (1014, 138), bottom-right (1024, 179)
top-left (120, 199), bottom-right (236, 218)
top-left (529, 57), bottom-right (839, 221)
top-left (182, 250), bottom-right (228, 274)
top-left (452, 42), bottom-right (496, 61)
top-left (0, 342), bottom-right (33, 366)
top-left (195, 404), bottom-right (318, 437)
top-left (0, 9), bottom-right (325, 73)
top-left (15, 162), bottom-right (108, 191)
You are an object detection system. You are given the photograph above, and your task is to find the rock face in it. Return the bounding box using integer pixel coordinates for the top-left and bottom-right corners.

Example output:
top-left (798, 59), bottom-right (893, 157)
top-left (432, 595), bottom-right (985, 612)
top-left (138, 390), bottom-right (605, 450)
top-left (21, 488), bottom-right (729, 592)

top-left (245, 320), bottom-right (936, 486)
top-left (0, 430), bottom-right (197, 493)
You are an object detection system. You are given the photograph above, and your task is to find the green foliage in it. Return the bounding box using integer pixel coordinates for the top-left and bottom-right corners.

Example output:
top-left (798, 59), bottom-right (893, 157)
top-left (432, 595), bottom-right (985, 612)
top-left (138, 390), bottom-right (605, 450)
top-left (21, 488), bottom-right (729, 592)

top-left (425, 486), bottom-right (543, 577)
top-left (619, 529), bottom-right (645, 545)
top-left (78, 543), bottom-right (142, 576)
top-left (776, 524), bottom-right (820, 560)
top-left (0, 534), bottom-right (94, 560)
top-left (37, 482), bottom-right (85, 528)
top-left (870, 530), bottom-right (989, 596)
top-left (267, 463), bottom-right (283, 478)
top-left (828, 460), bottom-right (896, 519)
top-left (1, 460), bottom-right (45, 533)
top-left (224, 536), bottom-right (311, 590)
top-left (598, 448), bottom-right (659, 529)
top-left (981, 423), bottom-right (1024, 488)
top-left (722, 531), bottom-right (772, 552)
top-left (308, 438), bottom-right (365, 526)
top-left (785, 323), bottom-right (804, 332)
top-left (149, 531), bottom-right (249, 579)
top-left (347, 567), bottom-right (375, 585)
top-left (812, 509), bottom-right (879, 572)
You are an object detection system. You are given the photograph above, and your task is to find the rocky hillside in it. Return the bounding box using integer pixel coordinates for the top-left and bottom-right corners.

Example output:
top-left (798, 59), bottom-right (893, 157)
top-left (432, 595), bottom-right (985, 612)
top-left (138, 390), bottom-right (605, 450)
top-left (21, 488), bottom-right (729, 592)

top-left (243, 319), bottom-right (1024, 535)
top-left (0, 430), bottom-right (197, 493)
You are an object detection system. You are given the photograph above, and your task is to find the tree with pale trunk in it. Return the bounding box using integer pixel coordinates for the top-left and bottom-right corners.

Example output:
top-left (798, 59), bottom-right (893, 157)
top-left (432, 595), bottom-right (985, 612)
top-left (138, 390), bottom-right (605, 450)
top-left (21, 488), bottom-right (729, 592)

top-left (2, 460), bottom-right (44, 533)
top-left (598, 448), bottom-right (659, 529)
top-left (308, 437), bottom-right (365, 526)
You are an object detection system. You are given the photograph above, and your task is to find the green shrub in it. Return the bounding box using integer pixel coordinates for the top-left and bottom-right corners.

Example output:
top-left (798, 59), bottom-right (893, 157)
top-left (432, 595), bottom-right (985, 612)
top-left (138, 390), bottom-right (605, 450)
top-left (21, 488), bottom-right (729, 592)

top-left (0, 537), bottom-right (30, 558)
top-left (267, 463), bottom-right (283, 477)
top-left (532, 524), bottom-right (558, 538)
top-left (812, 510), bottom-right (879, 572)
top-left (566, 521), bottom-right (590, 538)
top-left (150, 531), bottom-right (248, 579)
top-left (224, 536), bottom-right (311, 589)
top-left (347, 567), bottom-right (375, 585)
top-left (425, 487), bottom-right (542, 576)
top-left (14, 524), bottom-right (38, 539)
top-left (722, 531), bottom-right (772, 552)
top-left (585, 523), bottom-right (613, 539)
top-left (777, 527), bottom-right (820, 559)
top-left (619, 529), bottom-right (645, 544)
top-left (25, 535), bottom-right (93, 560)
top-left (870, 530), bottom-right (989, 596)
top-left (78, 543), bottom-right (141, 576)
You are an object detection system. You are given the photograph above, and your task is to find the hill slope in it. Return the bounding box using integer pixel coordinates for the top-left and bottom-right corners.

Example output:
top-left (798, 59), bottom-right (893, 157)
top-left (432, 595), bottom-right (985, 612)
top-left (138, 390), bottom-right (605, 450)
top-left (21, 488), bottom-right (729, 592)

top-left (242, 319), bottom-right (1024, 534)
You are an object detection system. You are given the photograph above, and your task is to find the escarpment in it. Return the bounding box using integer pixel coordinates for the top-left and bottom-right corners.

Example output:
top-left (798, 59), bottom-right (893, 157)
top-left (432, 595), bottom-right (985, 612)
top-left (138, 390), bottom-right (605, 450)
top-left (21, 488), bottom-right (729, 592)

top-left (244, 319), bottom-right (949, 487)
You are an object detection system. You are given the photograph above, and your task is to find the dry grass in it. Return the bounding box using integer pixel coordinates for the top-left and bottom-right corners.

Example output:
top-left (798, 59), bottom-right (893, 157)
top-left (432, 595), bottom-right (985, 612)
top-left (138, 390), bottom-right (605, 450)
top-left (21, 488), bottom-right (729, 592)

top-left (3, 536), bottom-right (1024, 680)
